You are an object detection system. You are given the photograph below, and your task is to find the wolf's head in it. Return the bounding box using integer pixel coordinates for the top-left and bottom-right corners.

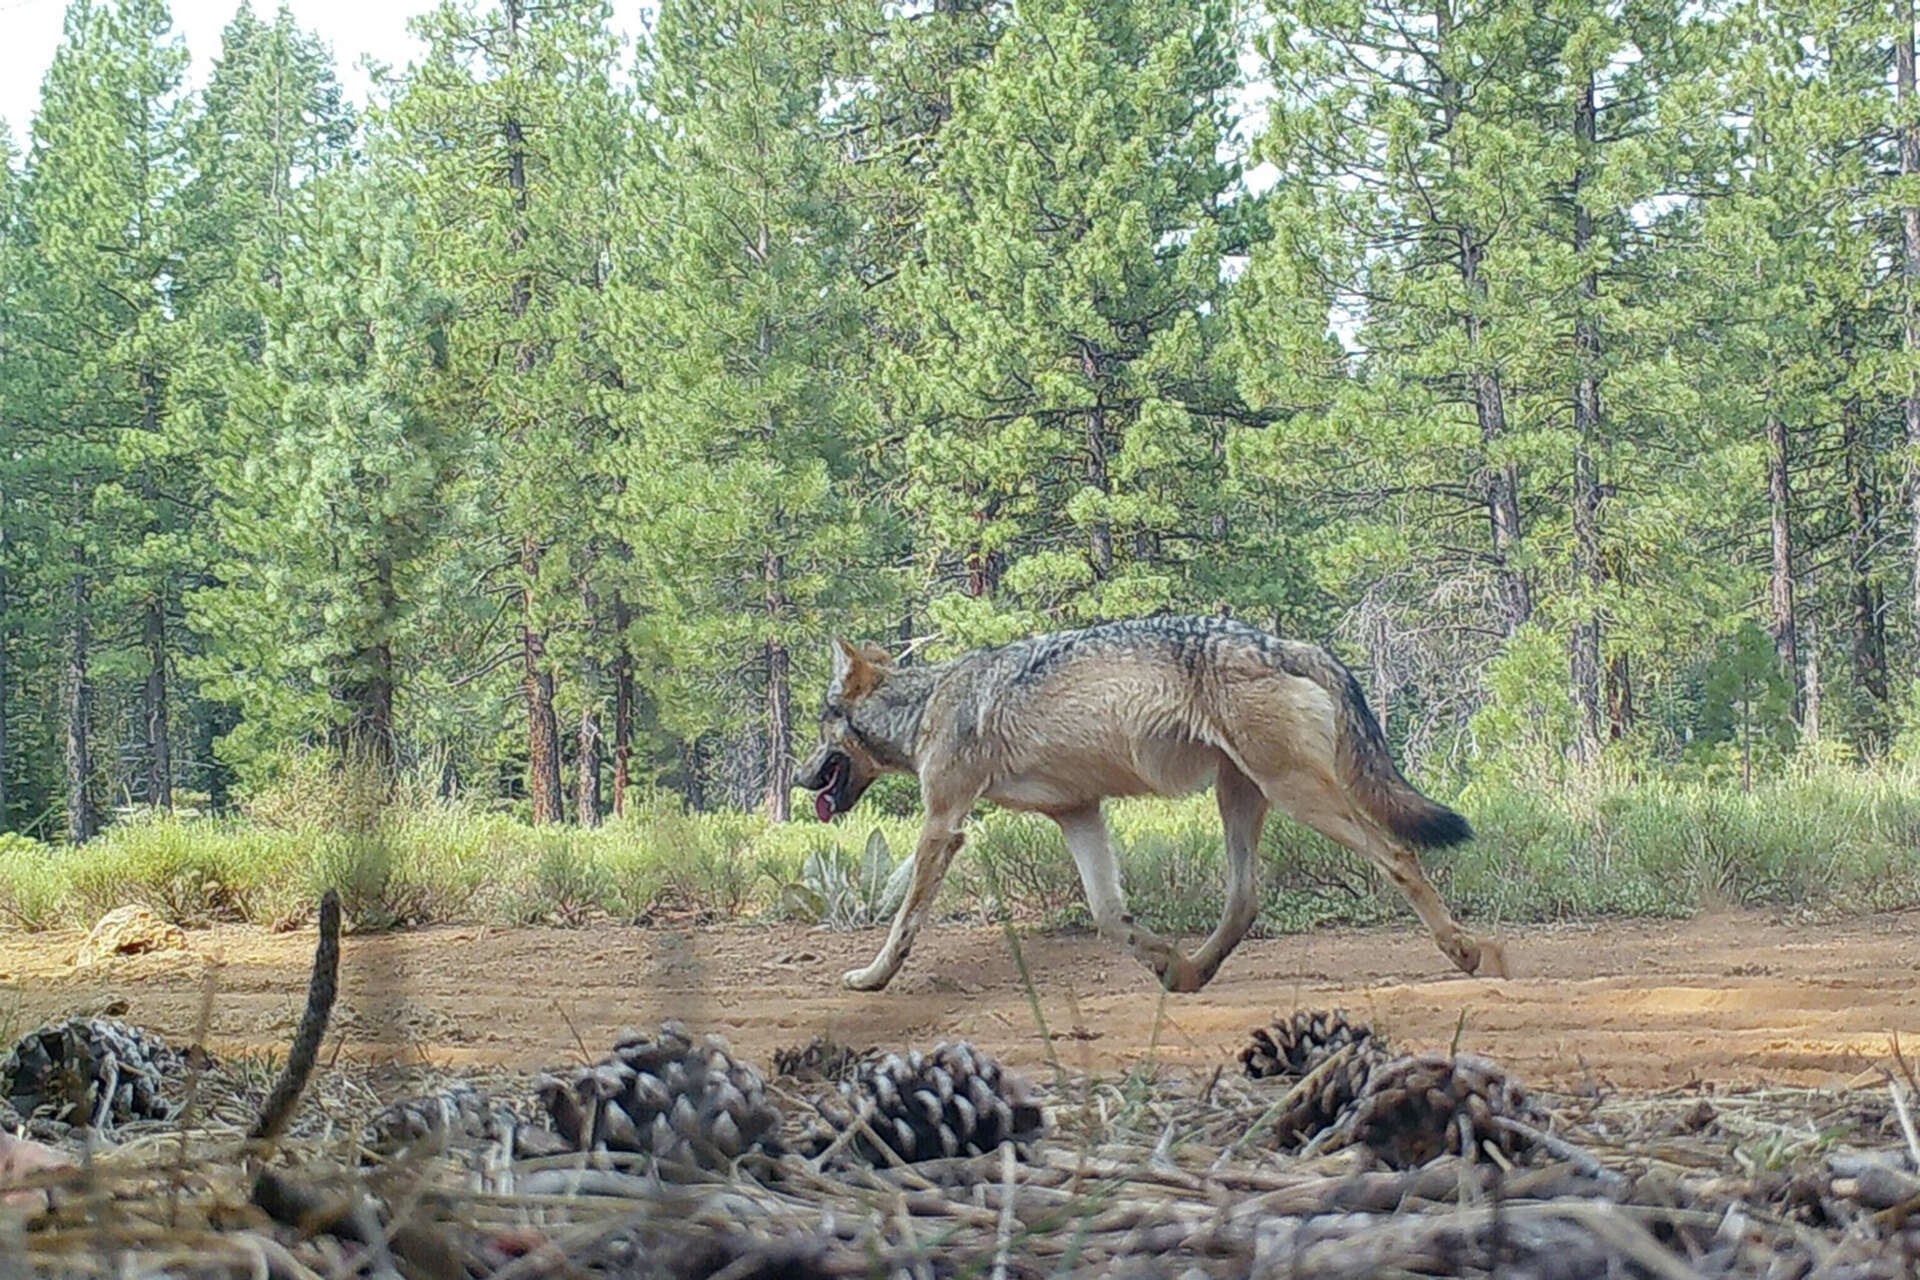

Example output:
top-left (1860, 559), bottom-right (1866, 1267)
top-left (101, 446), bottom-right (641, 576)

top-left (797, 637), bottom-right (913, 823)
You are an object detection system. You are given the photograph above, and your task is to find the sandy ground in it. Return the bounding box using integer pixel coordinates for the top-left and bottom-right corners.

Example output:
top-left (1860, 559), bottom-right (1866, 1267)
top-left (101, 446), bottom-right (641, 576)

top-left (2, 908), bottom-right (1916, 1094)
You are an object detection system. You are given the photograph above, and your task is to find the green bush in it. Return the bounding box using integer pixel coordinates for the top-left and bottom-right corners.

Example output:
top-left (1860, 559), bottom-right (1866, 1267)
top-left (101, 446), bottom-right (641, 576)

top-left (1, 764), bottom-right (1916, 935)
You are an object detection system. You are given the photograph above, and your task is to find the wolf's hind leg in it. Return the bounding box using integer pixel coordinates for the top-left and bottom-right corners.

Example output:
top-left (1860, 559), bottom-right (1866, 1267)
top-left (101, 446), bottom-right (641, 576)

top-left (1055, 806), bottom-right (1203, 993)
top-left (1265, 770), bottom-right (1503, 978)
top-left (1185, 762), bottom-right (1267, 987)
top-left (843, 814), bottom-right (966, 992)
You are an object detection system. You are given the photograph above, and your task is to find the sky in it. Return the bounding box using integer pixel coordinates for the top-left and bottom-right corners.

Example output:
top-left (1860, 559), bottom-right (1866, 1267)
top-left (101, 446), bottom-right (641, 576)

top-left (0, 0), bottom-right (1279, 192)
top-left (0, 0), bottom-right (435, 143)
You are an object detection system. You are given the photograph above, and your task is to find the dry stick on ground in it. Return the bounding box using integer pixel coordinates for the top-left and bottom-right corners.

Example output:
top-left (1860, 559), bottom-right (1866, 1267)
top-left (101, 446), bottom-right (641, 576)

top-left (991, 1140), bottom-right (1018, 1280)
top-left (1885, 1033), bottom-right (1920, 1172)
top-left (1231, 1043), bottom-right (1359, 1164)
top-left (1489, 1114), bottom-right (1625, 1190)
top-left (247, 889), bottom-right (341, 1146)
top-left (165, 968), bottom-right (221, 1230)
top-left (238, 890), bottom-right (380, 1269)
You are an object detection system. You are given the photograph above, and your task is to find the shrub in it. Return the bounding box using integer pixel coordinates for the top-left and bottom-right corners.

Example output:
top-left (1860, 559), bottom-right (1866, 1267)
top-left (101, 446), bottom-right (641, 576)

top-left (2, 764), bottom-right (1915, 934)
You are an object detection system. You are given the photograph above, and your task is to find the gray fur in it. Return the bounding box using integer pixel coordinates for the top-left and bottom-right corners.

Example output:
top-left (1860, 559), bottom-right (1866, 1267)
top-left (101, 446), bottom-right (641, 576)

top-left (797, 615), bottom-right (1506, 994)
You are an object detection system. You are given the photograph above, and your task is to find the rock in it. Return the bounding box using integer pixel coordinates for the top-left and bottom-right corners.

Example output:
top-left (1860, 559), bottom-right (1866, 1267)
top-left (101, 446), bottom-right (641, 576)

top-left (76, 905), bottom-right (189, 967)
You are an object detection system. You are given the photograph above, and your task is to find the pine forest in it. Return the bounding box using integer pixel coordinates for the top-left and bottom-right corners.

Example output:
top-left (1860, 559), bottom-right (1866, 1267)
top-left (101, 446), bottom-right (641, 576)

top-left (4, 0), bottom-right (1920, 930)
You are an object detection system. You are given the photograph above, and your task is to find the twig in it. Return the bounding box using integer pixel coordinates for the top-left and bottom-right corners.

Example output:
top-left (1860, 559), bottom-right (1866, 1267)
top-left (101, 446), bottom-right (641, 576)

top-left (1887, 1077), bottom-right (1920, 1174)
top-left (235, 1231), bottom-right (325, 1280)
top-left (1221, 1043), bottom-right (1359, 1165)
top-left (248, 890), bottom-right (341, 1146)
top-left (991, 1140), bottom-right (1018, 1280)
top-left (168, 966), bottom-right (221, 1227)
top-left (550, 999), bottom-right (593, 1067)
top-left (1489, 1115), bottom-right (1628, 1192)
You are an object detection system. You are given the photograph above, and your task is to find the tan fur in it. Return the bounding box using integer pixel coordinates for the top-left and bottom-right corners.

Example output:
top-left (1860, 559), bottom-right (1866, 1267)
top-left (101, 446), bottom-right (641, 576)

top-left (797, 618), bottom-right (1509, 993)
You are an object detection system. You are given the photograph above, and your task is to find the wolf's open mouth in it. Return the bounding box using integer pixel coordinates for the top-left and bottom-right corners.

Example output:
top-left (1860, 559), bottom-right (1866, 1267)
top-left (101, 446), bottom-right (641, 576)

top-left (813, 754), bottom-right (847, 823)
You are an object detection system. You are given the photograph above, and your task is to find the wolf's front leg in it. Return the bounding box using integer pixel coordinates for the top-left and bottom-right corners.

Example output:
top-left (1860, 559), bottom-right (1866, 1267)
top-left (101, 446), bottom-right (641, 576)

top-left (843, 817), bottom-right (967, 991)
top-left (1054, 806), bottom-right (1205, 992)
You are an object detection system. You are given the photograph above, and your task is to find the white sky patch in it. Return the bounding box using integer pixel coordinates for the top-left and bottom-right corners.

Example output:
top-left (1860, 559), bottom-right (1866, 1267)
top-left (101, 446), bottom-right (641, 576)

top-left (1, 0), bottom-right (434, 144)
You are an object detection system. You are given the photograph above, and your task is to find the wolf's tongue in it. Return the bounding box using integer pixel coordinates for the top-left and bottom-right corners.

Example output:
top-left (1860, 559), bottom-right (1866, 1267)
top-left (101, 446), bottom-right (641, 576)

top-left (815, 790), bottom-right (835, 823)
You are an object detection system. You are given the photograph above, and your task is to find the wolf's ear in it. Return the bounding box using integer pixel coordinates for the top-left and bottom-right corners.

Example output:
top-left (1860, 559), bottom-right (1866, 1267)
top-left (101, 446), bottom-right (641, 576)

top-left (830, 637), bottom-right (859, 683)
top-left (858, 641), bottom-right (894, 668)
top-left (829, 637), bottom-right (883, 701)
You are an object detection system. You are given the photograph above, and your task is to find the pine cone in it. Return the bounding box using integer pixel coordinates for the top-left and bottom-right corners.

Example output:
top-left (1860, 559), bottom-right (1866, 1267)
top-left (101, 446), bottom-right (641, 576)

top-left (583, 1224), bottom-right (840, 1280)
top-left (771, 1036), bottom-right (879, 1084)
top-left (1, 1017), bottom-right (184, 1129)
top-left (1328, 1052), bottom-right (1543, 1168)
top-left (1271, 1041), bottom-right (1385, 1149)
top-left (814, 1041), bottom-right (1045, 1165)
top-left (534, 1021), bottom-right (784, 1171)
top-left (365, 1084), bottom-right (516, 1157)
top-left (1241, 1008), bottom-right (1379, 1079)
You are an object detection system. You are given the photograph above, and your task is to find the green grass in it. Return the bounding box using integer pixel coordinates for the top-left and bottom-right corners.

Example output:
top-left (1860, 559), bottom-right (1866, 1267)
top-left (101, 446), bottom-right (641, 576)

top-left (2, 767), bottom-right (1918, 936)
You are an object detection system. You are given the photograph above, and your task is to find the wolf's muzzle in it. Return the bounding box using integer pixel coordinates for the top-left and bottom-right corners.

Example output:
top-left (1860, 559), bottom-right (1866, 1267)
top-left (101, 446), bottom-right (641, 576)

top-left (797, 748), bottom-right (857, 822)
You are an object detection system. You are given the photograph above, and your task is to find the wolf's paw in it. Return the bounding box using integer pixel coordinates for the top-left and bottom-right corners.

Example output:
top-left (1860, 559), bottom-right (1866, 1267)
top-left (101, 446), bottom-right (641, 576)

top-left (1158, 951), bottom-right (1207, 994)
top-left (843, 964), bottom-right (893, 992)
top-left (1472, 936), bottom-right (1512, 980)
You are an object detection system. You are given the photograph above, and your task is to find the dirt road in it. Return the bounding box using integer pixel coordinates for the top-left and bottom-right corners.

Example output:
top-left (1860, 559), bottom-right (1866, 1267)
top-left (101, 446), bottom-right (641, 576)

top-left (2, 909), bottom-right (1915, 1092)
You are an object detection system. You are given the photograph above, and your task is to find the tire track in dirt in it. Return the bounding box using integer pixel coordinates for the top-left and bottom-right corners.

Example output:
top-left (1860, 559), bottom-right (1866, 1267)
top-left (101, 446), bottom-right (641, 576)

top-left (1, 909), bottom-right (1914, 1091)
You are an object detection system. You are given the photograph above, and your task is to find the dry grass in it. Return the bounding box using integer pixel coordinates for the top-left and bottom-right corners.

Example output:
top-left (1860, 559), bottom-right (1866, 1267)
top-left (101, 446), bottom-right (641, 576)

top-left (9, 1044), bottom-right (1920, 1279)
top-left (8, 895), bottom-right (1920, 1277)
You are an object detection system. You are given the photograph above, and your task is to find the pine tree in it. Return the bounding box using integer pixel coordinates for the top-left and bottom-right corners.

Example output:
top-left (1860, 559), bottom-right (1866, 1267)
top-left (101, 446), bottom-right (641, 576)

top-left (1231, 0), bottom-right (1558, 749)
top-left (380, 0), bottom-right (629, 822)
top-left (192, 169), bottom-right (455, 769)
top-left (0, 126), bottom-right (22, 828)
top-left (1702, 0), bottom-right (1906, 755)
top-left (611, 0), bottom-right (899, 819)
top-left (887, 0), bottom-right (1245, 646)
top-left (178, 1), bottom-right (353, 796)
top-left (1235, 0), bottom-right (1720, 765)
top-left (13, 0), bottom-right (190, 836)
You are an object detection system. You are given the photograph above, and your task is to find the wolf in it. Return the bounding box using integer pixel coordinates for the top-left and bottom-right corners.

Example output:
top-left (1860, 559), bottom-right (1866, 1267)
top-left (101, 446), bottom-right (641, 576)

top-left (795, 615), bottom-right (1508, 994)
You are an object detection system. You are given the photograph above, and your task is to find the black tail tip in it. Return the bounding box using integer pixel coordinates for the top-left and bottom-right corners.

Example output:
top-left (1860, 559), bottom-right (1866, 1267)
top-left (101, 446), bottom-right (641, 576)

top-left (1398, 804), bottom-right (1474, 850)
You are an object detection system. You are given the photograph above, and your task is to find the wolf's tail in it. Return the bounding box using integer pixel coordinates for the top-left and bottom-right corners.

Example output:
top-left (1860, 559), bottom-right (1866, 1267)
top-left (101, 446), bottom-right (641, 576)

top-left (1303, 652), bottom-right (1472, 850)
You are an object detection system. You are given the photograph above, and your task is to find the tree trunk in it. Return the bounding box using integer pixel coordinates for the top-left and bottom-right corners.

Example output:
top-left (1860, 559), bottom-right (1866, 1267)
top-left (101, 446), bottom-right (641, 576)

top-left (1606, 652), bottom-right (1634, 742)
top-left (502, 0), bottom-right (561, 823)
top-left (898, 554), bottom-right (916, 657)
top-left (1841, 350), bottom-right (1890, 751)
top-left (967, 501), bottom-right (1003, 597)
top-left (1370, 614), bottom-right (1393, 739)
top-left (0, 495), bottom-right (9, 827)
top-left (765, 639), bottom-right (792, 820)
top-left (342, 552), bottom-right (396, 771)
top-left (195, 697), bottom-right (238, 813)
top-left (1082, 348), bottom-right (1114, 576)
top-left (142, 597), bottom-right (172, 809)
top-left (764, 552), bottom-right (792, 821)
top-left (65, 538), bottom-right (96, 845)
top-left (1211, 429), bottom-right (1230, 547)
top-left (1439, 0), bottom-right (1528, 634)
top-left (1569, 447), bottom-right (1603, 761)
top-left (612, 593), bottom-right (634, 819)
top-left (1802, 613), bottom-right (1821, 744)
top-left (139, 368), bottom-right (170, 810)
top-left (340, 646), bottom-right (394, 770)
top-left (1901, 0), bottom-right (1920, 665)
top-left (577, 706), bottom-right (602, 826)
top-left (576, 575), bottom-right (603, 827)
top-left (522, 538), bottom-right (563, 824)
top-left (1569, 66), bottom-right (1603, 762)
top-left (1478, 374), bottom-right (1528, 631)
top-left (1765, 413), bottom-right (1801, 720)
top-left (682, 736), bottom-right (709, 813)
